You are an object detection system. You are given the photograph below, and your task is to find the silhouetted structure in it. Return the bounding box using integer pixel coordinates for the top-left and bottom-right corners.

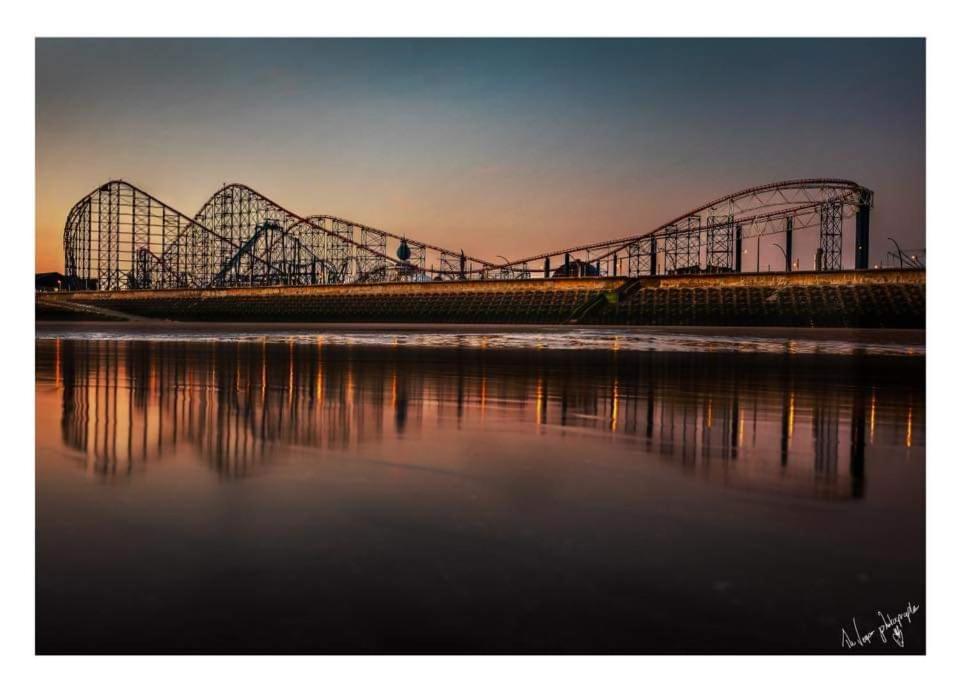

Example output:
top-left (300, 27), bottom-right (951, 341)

top-left (61, 179), bottom-right (874, 291)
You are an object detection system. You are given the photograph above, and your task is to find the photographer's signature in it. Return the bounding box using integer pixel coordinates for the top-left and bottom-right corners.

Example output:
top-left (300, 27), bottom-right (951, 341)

top-left (840, 602), bottom-right (920, 649)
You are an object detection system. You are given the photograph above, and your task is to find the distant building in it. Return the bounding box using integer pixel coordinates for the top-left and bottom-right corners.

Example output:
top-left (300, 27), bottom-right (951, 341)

top-left (35, 272), bottom-right (67, 291)
top-left (35, 272), bottom-right (95, 291)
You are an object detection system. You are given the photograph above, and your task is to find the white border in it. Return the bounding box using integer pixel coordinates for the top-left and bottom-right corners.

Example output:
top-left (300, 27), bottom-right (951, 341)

top-left (4, 1), bottom-right (958, 689)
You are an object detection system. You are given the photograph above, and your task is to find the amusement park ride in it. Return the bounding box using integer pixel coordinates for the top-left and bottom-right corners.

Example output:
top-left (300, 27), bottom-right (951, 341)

top-left (62, 178), bottom-right (876, 292)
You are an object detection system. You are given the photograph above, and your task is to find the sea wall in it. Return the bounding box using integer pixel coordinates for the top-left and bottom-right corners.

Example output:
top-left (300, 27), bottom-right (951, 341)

top-left (36, 269), bottom-right (924, 328)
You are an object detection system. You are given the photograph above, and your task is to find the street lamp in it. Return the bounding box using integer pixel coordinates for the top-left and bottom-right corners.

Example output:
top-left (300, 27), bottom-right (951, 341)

top-left (773, 243), bottom-right (789, 272)
top-left (888, 237), bottom-right (906, 269)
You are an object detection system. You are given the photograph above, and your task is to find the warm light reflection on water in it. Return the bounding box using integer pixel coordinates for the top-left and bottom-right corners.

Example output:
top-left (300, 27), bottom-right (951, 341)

top-left (36, 324), bottom-right (925, 356)
top-left (38, 338), bottom-right (922, 495)
top-left (36, 328), bottom-right (925, 653)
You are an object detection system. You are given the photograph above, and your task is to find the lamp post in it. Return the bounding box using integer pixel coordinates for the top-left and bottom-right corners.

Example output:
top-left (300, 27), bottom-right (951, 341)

top-left (773, 243), bottom-right (789, 272)
top-left (888, 237), bottom-right (906, 269)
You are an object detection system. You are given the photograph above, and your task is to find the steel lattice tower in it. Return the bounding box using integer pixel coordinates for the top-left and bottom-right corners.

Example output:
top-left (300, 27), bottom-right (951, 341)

top-left (706, 215), bottom-right (735, 272)
top-left (819, 202), bottom-right (843, 271)
top-left (627, 238), bottom-right (656, 276)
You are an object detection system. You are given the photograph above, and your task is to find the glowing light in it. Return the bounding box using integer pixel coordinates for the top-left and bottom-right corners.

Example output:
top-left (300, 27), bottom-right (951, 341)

top-left (391, 369), bottom-right (397, 409)
top-left (905, 406), bottom-right (913, 448)
top-left (610, 379), bottom-right (619, 432)
top-left (535, 377), bottom-right (543, 426)
top-left (788, 393), bottom-right (795, 439)
top-left (315, 336), bottom-right (325, 403)
top-left (347, 368), bottom-right (354, 409)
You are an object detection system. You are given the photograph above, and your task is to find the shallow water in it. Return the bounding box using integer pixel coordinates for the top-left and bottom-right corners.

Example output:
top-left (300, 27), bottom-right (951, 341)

top-left (35, 326), bottom-right (925, 653)
top-left (36, 322), bottom-right (926, 356)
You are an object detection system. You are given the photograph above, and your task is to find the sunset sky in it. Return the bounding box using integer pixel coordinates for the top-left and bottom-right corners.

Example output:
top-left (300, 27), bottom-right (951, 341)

top-left (35, 38), bottom-right (924, 273)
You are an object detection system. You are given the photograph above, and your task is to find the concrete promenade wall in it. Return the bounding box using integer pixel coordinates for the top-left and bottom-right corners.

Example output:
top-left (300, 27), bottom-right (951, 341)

top-left (583, 269), bottom-right (924, 328)
top-left (37, 269), bottom-right (924, 328)
top-left (622, 268), bottom-right (922, 289)
top-left (53, 276), bottom-right (623, 303)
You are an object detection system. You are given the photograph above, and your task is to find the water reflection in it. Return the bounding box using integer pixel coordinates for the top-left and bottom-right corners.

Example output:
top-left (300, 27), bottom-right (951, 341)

top-left (37, 337), bottom-right (924, 499)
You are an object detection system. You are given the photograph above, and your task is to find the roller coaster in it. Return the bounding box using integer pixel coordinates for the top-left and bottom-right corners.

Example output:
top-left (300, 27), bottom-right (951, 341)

top-left (62, 178), bottom-right (874, 291)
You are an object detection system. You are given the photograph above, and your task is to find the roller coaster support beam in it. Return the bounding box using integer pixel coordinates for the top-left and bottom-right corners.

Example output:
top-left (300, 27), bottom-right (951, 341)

top-left (785, 217), bottom-right (793, 272)
top-left (855, 203), bottom-right (870, 270)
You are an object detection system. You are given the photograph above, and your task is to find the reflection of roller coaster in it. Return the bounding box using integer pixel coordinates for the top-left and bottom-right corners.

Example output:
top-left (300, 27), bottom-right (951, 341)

top-left (63, 178), bottom-right (873, 291)
top-left (40, 337), bottom-right (921, 497)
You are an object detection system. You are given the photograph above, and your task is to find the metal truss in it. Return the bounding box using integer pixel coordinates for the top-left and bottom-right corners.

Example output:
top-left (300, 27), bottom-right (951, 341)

top-left (307, 214), bottom-right (494, 281)
top-left (357, 226), bottom-right (388, 282)
top-left (62, 178), bottom-right (876, 291)
top-left (492, 179), bottom-right (874, 278)
top-left (662, 219), bottom-right (701, 275)
top-left (64, 181), bottom-right (225, 291)
top-left (626, 238), bottom-right (655, 277)
top-left (706, 214), bottom-right (735, 273)
top-left (323, 220), bottom-right (354, 284)
top-left (679, 217), bottom-right (701, 272)
top-left (662, 226), bottom-right (680, 274)
top-left (819, 202), bottom-right (843, 271)
top-left (490, 263), bottom-right (531, 280)
top-left (440, 251), bottom-right (464, 280)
